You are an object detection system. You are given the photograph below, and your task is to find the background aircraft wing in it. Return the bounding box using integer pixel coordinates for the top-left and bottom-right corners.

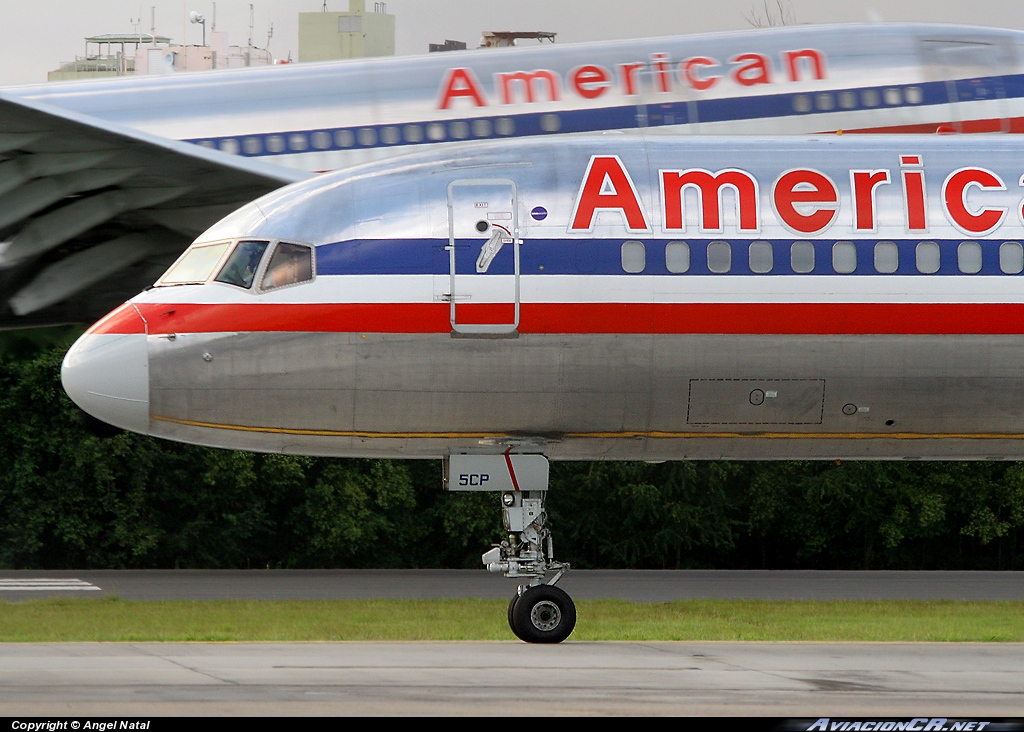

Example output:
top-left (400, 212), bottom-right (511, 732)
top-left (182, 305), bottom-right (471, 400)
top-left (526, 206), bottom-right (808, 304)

top-left (0, 90), bottom-right (309, 328)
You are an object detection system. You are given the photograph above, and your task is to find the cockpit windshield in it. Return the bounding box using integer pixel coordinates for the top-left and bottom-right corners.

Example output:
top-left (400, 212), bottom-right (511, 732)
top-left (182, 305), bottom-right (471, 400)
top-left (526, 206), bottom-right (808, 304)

top-left (158, 242), bottom-right (232, 286)
top-left (261, 242), bottom-right (314, 290)
top-left (214, 240), bottom-right (269, 289)
top-left (155, 239), bottom-right (313, 290)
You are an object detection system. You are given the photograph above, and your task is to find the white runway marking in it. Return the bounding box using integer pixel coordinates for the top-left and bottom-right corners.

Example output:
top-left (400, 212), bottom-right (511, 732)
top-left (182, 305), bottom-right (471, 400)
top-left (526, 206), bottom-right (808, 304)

top-left (0, 579), bottom-right (100, 591)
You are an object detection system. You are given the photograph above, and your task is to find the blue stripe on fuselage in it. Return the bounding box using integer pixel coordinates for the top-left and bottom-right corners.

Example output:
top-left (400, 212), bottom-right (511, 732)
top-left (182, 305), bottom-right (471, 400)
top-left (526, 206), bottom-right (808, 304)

top-left (315, 238), bottom-right (1023, 277)
top-left (185, 75), bottom-right (993, 157)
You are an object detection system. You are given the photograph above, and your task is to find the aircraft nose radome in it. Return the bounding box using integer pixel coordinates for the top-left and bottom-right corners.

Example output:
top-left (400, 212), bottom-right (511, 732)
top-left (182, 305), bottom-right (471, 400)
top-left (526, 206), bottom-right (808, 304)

top-left (61, 304), bottom-right (149, 435)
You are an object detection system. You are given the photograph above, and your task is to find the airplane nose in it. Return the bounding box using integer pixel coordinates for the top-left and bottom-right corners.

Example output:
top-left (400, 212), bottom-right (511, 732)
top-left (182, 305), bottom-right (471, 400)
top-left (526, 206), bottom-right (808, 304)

top-left (61, 303), bottom-right (149, 435)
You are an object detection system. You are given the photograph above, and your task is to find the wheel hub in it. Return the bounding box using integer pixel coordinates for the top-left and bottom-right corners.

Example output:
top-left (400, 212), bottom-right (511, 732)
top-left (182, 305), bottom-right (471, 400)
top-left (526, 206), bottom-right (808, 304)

top-left (530, 600), bottom-right (561, 631)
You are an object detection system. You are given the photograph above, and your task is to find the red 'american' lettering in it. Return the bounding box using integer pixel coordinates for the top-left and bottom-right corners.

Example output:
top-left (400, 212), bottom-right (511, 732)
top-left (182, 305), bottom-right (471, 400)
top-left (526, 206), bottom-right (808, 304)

top-left (851, 170), bottom-right (891, 232)
top-left (497, 69), bottom-right (561, 105)
top-left (901, 156), bottom-right (928, 231)
top-left (661, 169), bottom-right (760, 232)
top-left (772, 169), bottom-right (840, 235)
top-left (437, 48), bottom-right (827, 109)
top-left (568, 155), bottom-right (1018, 238)
top-left (569, 156), bottom-right (650, 232)
top-left (570, 65), bottom-right (612, 99)
top-left (942, 168), bottom-right (1007, 235)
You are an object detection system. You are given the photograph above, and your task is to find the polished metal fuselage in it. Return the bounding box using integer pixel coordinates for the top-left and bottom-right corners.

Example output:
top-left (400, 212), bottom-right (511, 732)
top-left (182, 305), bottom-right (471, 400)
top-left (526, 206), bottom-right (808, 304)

top-left (145, 331), bottom-right (1024, 461)
top-left (13, 22), bottom-right (1024, 172)
top-left (93, 133), bottom-right (1024, 461)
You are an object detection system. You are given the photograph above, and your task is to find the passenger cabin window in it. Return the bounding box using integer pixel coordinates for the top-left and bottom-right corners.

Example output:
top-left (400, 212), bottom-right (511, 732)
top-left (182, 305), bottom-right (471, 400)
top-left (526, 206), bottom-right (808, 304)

top-left (1000, 242), bottom-right (1024, 274)
top-left (620, 241), bottom-right (646, 273)
top-left (665, 242), bottom-right (690, 273)
top-left (426, 123), bottom-right (446, 141)
top-left (916, 242), bottom-right (940, 274)
top-left (495, 118), bottom-right (515, 136)
top-left (958, 241), bottom-right (983, 274)
top-left (707, 241), bottom-right (731, 273)
top-left (748, 241), bottom-right (773, 273)
top-left (215, 240), bottom-right (269, 289)
top-left (159, 242), bottom-right (232, 285)
top-left (472, 119), bottom-right (492, 137)
top-left (791, 242), bottom-right (814, 273)
top-left (261, 242), bottom-right (314, 290)
top-left (874, 241), bottom-right (898, 273)
top-left (540, 114), bottom-right (561, 132)
top-left (832, 242), bottom-right (856, 273)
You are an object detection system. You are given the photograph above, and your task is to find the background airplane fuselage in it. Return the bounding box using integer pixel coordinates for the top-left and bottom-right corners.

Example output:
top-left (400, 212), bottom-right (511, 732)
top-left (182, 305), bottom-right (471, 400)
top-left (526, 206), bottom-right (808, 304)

top-left (64, 132), bottom-right (1024, 462)
top-left (15, 22), bottom-right (1024, 174)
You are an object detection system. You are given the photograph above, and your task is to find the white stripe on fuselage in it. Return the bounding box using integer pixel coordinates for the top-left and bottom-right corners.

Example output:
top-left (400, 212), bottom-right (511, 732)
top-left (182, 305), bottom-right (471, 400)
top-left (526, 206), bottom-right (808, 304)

top-left (134, 274), bottom-right (1024, 306)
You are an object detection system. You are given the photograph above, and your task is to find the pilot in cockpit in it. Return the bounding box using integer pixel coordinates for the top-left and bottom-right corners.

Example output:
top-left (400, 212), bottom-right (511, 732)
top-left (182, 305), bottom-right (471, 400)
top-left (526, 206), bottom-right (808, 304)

top-left (217, 241), bottom-right (267, 289)
top-left (262, 242), bottom-right (313, 290)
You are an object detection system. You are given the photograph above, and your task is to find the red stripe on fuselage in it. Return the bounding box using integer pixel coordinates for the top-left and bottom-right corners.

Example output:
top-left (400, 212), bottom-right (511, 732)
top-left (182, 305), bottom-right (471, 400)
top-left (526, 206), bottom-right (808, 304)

top-left (839, 116), bottom-right (1024, 135)
top-left (136, 302), bottom-right (450, 334)
top-left (125, 301), bottom-right (1024, 335)
top-left (85, 302), bottom-right (147, 335)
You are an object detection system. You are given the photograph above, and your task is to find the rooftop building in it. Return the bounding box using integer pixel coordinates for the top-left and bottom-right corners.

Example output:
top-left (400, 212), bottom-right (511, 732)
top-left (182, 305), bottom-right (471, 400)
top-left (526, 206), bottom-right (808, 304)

top-left (48, 10), bottom-right (275, 82)
top-left (479, 31), bottom-right (556, 48)
top-left (47, 34), bottom-right (172, 81)
top-left (429, 39), bottom-right (467, 53)
top-left (299, 1), bottom-right (395, 62)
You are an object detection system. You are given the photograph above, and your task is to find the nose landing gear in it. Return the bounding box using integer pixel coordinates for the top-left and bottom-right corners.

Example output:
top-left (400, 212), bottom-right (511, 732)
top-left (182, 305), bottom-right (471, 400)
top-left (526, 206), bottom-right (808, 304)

top-left (508, 583), bottom-right (576, 643)
top-left (445, 452), bottom-right (575, 643)
top-left (483, 488), bottom-right (575, 643)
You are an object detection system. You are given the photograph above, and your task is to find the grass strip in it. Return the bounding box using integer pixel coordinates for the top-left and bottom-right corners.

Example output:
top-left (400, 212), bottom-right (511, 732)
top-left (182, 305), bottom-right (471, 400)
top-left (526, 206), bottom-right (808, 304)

top-left (1, 598), bottom-right (1023, 642)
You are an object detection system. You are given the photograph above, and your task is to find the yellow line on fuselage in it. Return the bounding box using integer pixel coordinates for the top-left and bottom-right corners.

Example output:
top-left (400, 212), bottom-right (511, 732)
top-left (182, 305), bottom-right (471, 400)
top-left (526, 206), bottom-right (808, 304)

top-left (150, 415), bottom-right (1024, 441)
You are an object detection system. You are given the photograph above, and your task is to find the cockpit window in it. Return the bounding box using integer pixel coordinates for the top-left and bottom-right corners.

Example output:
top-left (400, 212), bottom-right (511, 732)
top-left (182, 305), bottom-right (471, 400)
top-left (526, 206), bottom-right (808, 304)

top-left (215, 240), bottom-right (269, 289)
top-left (158, 242), bottom-right (232, 285)
top-left (261, 242), bottom-right (313, 290)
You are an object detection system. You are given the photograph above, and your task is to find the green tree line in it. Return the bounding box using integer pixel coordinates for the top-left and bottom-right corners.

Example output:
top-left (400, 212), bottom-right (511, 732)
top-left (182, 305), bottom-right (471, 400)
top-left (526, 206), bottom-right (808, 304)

top-left (0, 341), bottom-right (1022, 570)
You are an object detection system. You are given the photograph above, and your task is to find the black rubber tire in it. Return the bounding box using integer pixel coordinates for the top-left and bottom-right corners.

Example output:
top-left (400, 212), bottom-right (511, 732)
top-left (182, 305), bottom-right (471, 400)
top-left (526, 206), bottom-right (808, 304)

top-left (507, 593), bottom-right (525, 640)
top-left (511, 585), bottom-right (576, 644)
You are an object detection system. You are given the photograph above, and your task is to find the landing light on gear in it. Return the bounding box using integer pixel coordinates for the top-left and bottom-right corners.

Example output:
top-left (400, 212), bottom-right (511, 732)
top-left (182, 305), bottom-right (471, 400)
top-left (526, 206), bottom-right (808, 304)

top-left (444, 453), bottom-right (575, 643)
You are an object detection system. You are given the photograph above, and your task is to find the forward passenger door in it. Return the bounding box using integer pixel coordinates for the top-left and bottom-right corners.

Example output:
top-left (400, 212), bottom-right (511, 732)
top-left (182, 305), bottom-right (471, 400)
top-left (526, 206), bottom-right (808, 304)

top-left (446, 179), bottom-right (520, 335)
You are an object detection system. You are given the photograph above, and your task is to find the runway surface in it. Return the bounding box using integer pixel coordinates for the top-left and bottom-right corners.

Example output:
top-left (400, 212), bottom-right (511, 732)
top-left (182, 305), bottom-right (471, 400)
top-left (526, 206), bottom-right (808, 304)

top-left (2, 571), bottom-right (1020, 716)
top-left (0, 569), bottom-right (1022, 601)
top-left (0, 641), bottom-right (1020, 716)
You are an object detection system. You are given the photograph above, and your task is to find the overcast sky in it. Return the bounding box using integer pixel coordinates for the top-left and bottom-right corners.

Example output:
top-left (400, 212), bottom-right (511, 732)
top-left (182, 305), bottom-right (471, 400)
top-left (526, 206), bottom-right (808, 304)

top-left (5, 0), bottom-right (1024, 86)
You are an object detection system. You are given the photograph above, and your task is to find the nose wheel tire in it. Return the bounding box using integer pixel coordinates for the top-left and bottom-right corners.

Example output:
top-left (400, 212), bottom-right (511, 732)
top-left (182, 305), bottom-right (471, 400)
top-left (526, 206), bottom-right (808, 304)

top-left (510, 585), bottom-right (576, 643)
top-left (507, 594), bottom-right (525, 640)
